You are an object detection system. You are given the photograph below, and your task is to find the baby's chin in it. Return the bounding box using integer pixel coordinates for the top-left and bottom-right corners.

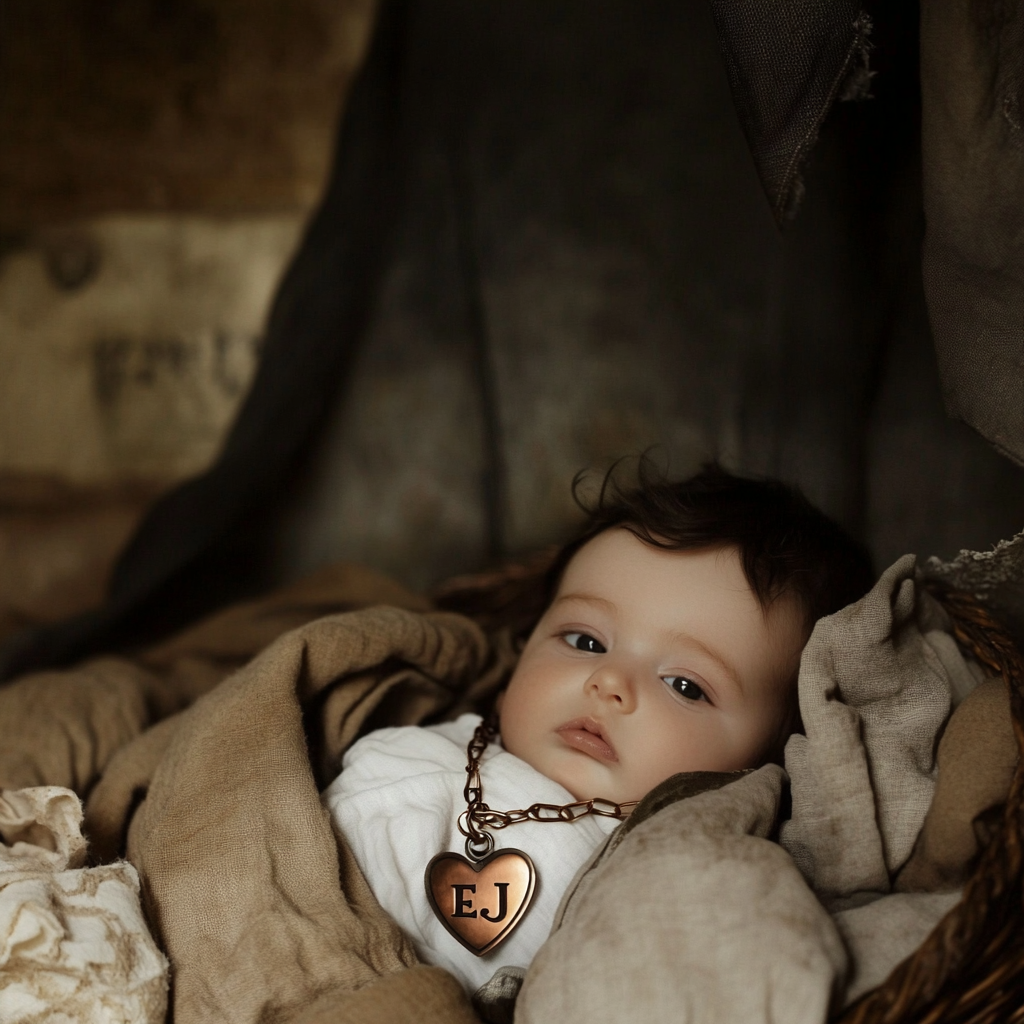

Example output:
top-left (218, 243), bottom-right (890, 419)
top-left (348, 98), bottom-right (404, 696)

top-left (502, 729), bottom-right (641, 804)
top-left (531, 754), bottom-right (636, 806)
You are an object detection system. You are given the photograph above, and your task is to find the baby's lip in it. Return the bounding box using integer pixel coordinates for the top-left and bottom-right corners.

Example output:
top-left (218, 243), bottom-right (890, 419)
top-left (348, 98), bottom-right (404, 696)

top-left (556, 717), bottom-right (618, 763)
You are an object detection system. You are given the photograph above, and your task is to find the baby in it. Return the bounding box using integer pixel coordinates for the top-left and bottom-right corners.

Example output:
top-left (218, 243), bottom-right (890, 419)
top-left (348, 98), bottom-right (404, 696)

top-left (322, 464), bottom-right (872, 993)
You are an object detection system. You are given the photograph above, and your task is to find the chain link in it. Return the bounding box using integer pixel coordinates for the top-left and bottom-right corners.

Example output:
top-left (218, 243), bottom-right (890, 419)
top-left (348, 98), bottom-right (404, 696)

top-left (459, 718), bottom-right (637, 860)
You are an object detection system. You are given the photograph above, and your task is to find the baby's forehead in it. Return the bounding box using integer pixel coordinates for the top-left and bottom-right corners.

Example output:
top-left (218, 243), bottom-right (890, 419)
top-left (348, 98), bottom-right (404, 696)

top-left (555, 530), bottom-right (746, 594)
top-left (549, 531), bottom-right (807, 682)
top-left (558, 530), bottom-right (809, 626)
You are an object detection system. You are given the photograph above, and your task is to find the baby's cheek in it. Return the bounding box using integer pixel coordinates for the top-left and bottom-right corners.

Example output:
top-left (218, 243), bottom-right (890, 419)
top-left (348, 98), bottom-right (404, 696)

top-left (496, 683), bottom-right (533, 759)
top-left (726, 713), bottom-right (780, 770)
top-left (653, 717), bottom-right (745, 776)
top-left (499, 656), bottom-right (554, 740)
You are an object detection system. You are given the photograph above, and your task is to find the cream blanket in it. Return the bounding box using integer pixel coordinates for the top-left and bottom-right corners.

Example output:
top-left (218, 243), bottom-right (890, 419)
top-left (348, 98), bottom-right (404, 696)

top-left (0, 786), bottom-right (168, 1023)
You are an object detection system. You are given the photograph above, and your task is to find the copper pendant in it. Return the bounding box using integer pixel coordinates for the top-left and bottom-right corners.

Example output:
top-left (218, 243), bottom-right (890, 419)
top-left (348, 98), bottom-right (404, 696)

top-left (425, 848), bottom-right (536, 956)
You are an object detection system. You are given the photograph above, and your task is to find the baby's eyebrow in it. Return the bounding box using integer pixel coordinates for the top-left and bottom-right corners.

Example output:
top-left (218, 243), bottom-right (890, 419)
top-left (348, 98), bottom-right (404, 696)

top-left (552, 592), bottom-right (617, 612)
top-left (669, 630), bottom-right (744, 695)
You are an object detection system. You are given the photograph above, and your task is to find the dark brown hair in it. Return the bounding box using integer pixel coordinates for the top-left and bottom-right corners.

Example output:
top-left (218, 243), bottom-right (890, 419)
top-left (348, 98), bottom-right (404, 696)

top-left (435, 460), bottom-right (874, 649)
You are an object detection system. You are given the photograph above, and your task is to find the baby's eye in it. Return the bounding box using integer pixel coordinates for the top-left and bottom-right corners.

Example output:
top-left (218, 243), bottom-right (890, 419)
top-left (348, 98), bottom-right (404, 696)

top-left (663, 676), bottom-right (708, 702)
top-left (562, 632), bottom-right (606, 654)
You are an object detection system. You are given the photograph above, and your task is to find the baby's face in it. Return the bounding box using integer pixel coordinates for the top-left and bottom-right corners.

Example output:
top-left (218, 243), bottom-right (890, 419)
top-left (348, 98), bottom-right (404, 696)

top-left (499, 528), bottom-right (807, 805)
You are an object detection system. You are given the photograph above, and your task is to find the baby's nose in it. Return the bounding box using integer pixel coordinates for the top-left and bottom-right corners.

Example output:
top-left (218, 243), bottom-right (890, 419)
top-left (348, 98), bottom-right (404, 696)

top-left (587, 664), bottom-right (637, 712)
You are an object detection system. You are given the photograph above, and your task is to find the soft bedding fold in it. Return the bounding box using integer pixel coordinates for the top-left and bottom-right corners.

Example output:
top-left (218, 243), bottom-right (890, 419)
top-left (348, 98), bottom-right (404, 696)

top-left (124, 606), bottom-right (512, 1024)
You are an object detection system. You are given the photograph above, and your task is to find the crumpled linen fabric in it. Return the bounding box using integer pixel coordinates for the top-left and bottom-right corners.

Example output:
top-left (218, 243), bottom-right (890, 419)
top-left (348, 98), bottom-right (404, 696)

top-left (517, 767), bottom-right (849, 1024)
top-left (124, 606), bottom-right (506, 1024)
top-left (832, 891), bottom-right (961, 1005)
top-left (773, 551), bottom-right (1012, 1013)
top-left (0, 785), bottom-right (168, 1024)
top-left (0, 566), bottom-right (504, 1024)
top-left (896, 677), bottom-right (1018, 893)
top-left (780, 554), bottom-right (975, 904)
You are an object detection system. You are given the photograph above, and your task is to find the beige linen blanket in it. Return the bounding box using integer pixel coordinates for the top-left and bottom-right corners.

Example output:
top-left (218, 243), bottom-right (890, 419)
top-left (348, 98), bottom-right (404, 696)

top-left (0, 554), bottom-right (1016, 1024)
top-left (0, 564), bottom-right (509, 1023)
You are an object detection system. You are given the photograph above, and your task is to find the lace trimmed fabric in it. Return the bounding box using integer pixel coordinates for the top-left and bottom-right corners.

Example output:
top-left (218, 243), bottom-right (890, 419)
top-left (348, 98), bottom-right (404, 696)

top-left (0, 786), bottom-right (168, 1024)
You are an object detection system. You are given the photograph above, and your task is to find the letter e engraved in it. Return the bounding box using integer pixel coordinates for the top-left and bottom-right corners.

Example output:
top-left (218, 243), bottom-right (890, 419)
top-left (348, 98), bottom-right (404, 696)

top-left (451, 883), bottom-right (477, 918)
top-left (480, 881), bottom-right (509, 923)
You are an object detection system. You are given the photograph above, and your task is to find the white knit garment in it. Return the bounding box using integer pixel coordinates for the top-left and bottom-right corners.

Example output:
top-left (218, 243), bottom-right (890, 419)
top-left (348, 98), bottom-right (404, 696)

top-left (322, 714), bottom-right (618, 992)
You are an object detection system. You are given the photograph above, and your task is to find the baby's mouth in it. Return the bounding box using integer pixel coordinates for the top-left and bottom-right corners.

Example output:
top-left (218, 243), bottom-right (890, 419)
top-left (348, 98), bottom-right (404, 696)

top-left (556, 717), bottom-right (618, 763)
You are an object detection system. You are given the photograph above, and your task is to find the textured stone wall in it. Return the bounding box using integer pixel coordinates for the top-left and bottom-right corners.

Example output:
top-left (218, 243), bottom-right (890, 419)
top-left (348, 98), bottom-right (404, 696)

top-left (0, 217), bottom-right (301, 483)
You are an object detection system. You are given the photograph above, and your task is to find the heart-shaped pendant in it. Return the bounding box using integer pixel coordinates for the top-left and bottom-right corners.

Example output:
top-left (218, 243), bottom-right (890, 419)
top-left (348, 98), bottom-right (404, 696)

top-left (424, 848), bottom-right (536, 956)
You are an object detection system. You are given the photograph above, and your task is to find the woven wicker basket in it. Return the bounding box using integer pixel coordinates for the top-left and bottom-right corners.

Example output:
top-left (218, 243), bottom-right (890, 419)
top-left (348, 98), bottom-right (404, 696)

top-left (836, 583), bottom-right (1024, 1024)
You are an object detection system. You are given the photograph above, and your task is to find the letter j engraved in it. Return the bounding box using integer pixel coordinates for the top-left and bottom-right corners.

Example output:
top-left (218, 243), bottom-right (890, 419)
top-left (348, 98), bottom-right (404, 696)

top-left (480, 881), bottom-right (509, 922)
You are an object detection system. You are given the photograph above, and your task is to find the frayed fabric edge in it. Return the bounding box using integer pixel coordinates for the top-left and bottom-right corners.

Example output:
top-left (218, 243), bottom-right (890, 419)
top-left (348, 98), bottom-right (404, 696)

top-left (776, 11), bottom-right (874, 225)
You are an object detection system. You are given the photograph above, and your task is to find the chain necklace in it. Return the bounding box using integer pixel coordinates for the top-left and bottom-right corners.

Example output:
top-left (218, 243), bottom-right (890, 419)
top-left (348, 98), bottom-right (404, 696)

top-left (424, 717), bottom-right (637, 956)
